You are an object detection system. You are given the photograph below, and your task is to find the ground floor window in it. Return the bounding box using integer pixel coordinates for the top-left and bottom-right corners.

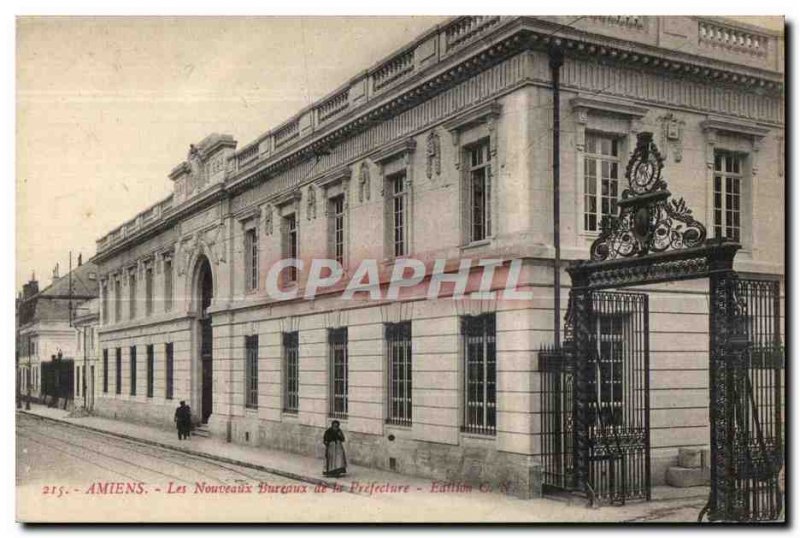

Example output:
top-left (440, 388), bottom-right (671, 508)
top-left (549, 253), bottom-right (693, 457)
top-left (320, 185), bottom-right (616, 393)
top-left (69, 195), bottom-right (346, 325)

top-left (130, 346), bottom-right (137, 396)
top-left (462, 313), bottom-right (496, 435)
top-left (103, 349), bottom-right (108, 393)
top-left (115, 348), bottom-right (122, 395)
top-left (283, 332), bottom-right (299, 413)
top-left (328, 328), bottom-right (348, 419)
top-left (386, 322), bottom-right (412, 426)
top-left (165, 343), bottom-right (174, 400)
top-left (245, 335), bottom-right (259, 409)
top-left (146, 344), bottom-right (154, 398)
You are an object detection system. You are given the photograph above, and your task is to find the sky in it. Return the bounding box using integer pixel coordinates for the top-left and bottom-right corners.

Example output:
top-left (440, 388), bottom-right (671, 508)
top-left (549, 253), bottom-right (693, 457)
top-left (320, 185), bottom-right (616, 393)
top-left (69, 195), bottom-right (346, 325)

top-left (15, 16), bottom-right (448, 289)
top-left (15, 15), bottom-right (783, 290)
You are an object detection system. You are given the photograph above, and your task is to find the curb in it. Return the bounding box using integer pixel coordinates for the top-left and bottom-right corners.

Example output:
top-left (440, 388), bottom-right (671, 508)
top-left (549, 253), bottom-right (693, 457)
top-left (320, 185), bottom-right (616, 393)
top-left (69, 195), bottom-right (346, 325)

top-left (18, 410), bottom-right (341, 491)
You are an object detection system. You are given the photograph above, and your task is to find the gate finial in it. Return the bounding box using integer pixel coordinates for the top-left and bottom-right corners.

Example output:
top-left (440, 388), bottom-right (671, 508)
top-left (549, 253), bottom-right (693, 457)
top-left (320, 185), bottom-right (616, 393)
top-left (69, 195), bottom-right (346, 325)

top-left (590, 132), bottom-right (706, 261)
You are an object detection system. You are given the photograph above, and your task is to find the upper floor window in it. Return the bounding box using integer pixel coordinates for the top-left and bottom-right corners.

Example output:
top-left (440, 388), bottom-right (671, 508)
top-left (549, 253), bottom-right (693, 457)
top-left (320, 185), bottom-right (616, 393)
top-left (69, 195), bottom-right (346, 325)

top-left (329, 195), bottom-right (346, 265)
top-left (164, 257), bottom-right (173, 312)
top-left (114, 277), bottom-right (122, 323)
top-left (244, 228), bottom-right (259, 292)
top-left (282, 214), bottom-right (298, 283)
top-left (584, 134), bottom-right (620, 233)
top-left (145, 266), bottom-right (153, 316)
top-left (387, 172), bottom-right (408, 257)
top-left (713, 151), bottom-right (744, 243)
top-left (466, 140), bottom-right (492, 242)
top-left (128, 270), bottom-right (137, 320)
top-left (101, 282), bottom-right (108, 325)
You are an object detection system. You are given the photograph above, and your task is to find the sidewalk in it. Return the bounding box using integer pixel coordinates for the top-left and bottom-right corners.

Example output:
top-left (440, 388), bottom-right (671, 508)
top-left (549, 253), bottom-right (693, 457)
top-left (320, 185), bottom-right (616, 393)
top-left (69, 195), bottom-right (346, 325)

top-left (18, 404), bottom-right (709, 522)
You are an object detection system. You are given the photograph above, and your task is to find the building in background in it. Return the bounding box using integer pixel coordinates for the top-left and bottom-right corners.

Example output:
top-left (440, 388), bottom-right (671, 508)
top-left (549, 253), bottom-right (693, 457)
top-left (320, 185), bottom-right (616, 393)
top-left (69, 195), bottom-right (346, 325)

top-left (72, 297), bottom-right (100, 411)
top-left (16, 257), bottom-right (99, 407)
top-left (91, 16), bottom-right (784, 498)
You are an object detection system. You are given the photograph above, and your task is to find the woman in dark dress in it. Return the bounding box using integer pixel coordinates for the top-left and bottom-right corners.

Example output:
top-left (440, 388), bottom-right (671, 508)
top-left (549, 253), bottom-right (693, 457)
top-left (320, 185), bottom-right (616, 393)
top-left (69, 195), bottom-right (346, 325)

top-left (323, 420), bottom-right (347, 477)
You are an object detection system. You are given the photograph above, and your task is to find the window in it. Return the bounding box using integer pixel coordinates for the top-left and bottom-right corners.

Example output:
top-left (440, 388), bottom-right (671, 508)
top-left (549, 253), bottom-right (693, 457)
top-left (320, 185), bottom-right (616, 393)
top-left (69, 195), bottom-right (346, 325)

top-left (462, 313), bottom-right (496, 435)
top-left (115, 348), bottom-right (122, 394)
top-left (328, 328), bottom-right (348, 419)
top-left (244, 228), bottom-right (259, 292)
top-left (164, 258), bottom-right (173, 312)
top-left (76, 366), bottom-right (81, 397)
top-left (165, 342), bottom-right (174, 400)
top-left (590, 314), bottom-right (625, 428)
top-left (114, 277), bottom-right (121, 323)
top-left (583, 134), bottom-right (620, 232)
top-left (129, 346), bottom-right (137, 396)
top-left (465, 140), bottom-right (492, 243)
top-left (145, 266), bottom-right (153, 316)
top-left (103, 349), bottom-right (108, 393)
top-left (129, 270), bottom-right (137, 320)
top-left (245, 335), bottom-right (259, 409)
top-left (146, 344), bottom-right (154, 398)
top-left (329, 195), bottom-right (345, 265)
top-left (283, 332), bottom-right (299, 413)
top-left (713, 151), bottom-right (744, 243)
top-left (282, 214), bottom-right (298, 283)
top-left (101, 282), bottom-right (108, 325)
top-left (386, 322), bottom-right (412, 426)
top-left (388, 172), bottom-right (408, 257)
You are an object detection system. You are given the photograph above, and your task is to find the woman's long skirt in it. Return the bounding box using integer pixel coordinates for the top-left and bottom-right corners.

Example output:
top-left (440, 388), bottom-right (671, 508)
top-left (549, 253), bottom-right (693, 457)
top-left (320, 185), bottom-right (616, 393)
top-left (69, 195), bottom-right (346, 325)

top-left (324, 441), bottom-right (347, 476)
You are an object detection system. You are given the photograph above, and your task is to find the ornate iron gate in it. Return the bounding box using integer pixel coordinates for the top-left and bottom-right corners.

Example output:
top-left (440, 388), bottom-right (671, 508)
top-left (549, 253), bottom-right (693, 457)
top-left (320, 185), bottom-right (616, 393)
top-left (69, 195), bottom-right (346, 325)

top-left (541, 291), bottom-right (650, 504)
top-left (707, 277), bottom-right (784, 521)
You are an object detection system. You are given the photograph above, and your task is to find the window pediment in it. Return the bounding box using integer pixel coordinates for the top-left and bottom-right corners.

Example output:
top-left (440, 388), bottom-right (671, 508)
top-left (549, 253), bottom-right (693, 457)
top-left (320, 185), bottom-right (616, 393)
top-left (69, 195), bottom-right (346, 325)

top-left (700, 117), bottom-right (769, 140)
top-left (570, 95), bottom-right (649, 122)
top-left (370, 138), bottom-right (416, 165)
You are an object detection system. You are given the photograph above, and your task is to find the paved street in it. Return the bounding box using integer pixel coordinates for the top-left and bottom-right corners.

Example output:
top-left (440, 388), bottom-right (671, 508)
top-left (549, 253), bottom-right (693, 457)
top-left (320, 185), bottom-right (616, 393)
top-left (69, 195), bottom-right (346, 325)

top-left (16, 412), bottom-right (708, 523)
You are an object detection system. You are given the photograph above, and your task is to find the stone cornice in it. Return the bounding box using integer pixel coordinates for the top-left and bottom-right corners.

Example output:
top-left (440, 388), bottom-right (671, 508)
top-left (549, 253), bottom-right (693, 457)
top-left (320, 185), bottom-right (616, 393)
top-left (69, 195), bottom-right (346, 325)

top-left (700, 117), bottom-right (770, 139)
top-left (442, 101), bottom-right (503, 133)
top-left (369, 138), bottom-right (417, 164)
top-left (315, 166), bottom-right (352, 189)
top-left (570, 95), bottom-right (649, 119)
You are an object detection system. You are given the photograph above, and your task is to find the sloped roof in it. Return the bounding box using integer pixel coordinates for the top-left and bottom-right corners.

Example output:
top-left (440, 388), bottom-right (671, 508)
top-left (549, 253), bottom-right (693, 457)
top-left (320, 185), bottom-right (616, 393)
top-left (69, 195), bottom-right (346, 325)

top-left (39, 260), bottom-right (99, 299)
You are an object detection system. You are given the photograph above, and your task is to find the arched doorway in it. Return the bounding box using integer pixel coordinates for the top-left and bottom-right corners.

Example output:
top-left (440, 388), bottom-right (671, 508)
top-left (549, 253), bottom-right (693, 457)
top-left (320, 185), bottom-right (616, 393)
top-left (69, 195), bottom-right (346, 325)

top-left (195, 256), bottom-right (214, 424)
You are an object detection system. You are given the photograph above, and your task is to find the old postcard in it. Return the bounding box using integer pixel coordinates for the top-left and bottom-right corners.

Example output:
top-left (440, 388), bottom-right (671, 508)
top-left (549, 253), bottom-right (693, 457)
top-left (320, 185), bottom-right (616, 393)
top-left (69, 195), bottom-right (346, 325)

top-left (15, 14), bottom-right (786, 524)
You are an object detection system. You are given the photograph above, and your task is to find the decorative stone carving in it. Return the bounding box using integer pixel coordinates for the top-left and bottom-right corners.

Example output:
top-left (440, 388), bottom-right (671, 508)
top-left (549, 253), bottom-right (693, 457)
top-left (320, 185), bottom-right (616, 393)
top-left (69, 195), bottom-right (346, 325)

top-left (658, 112), bottom-right (685, 163)
top-left (207, 222), bottom-right (227, 264)
top-left (358, 161), bottom-right (371, 203)
top-left (426, 130), bottom-right (441, 180)
top-left (590, 132), bottom-right (706, 262)
top-left (262, 203), bottom-right (274, 235)
top-left (306, 185), bottom-right (317, 220)
top-left (178, 234), bottom-right (196, 276)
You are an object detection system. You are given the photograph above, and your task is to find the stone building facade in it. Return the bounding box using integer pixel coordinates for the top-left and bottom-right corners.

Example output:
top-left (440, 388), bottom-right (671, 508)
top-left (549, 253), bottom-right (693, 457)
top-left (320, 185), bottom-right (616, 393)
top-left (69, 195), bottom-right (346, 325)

top-left (92, 16), bottom-right (784, 498)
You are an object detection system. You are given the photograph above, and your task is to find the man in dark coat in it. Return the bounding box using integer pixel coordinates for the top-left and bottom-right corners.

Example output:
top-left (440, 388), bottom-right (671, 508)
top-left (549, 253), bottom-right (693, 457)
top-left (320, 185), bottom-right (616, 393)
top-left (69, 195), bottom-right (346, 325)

top-left (174, 401), bottom-right (192, 440)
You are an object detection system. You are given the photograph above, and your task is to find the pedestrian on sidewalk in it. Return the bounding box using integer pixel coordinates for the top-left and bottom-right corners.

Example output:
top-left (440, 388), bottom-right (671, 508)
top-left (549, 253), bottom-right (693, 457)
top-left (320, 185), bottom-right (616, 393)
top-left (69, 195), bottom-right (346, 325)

top-left (174, 400), bottom-right (192, 440)
top-left (322, 420), bottom-right (347, 477)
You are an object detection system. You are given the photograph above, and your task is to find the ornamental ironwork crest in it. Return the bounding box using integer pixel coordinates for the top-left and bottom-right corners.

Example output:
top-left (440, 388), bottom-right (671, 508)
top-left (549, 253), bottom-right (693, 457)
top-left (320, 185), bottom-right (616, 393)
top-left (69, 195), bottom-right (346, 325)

top-left (590, 132), bottom-right (706, 261)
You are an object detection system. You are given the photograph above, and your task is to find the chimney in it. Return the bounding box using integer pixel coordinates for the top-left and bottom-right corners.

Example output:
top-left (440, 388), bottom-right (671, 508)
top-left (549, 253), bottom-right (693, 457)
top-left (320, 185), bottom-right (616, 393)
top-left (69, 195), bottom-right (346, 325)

top-left (52, 262), bottom-right (59, 280)
top-left (78, 253), bottom-right (82, 267)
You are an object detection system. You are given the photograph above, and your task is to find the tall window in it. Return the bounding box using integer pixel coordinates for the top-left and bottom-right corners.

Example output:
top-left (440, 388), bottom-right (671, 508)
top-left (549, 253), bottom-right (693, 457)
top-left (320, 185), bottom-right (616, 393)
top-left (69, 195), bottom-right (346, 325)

top-left (283, 214), bottom-right (298, 283)
top-left (462, 313), bottom-right (496, 435)
top-left (245, 335), bottom-right (259, 409)
top-left (713, 151), bottom-right (744, 243)
top-left (165, 342), bottom-right (174, 400)
top-left (129, 346), bottom-right (137, 396)
top-left (76, 366), bottom-right (81, 397)
top-left (583, 134), bottom-right (620, 232)
top-left (145, 266), bottom-right (153, 316)
top-left (388, 172), bottom-right (408, 257)
top-left (101, 282), bottom-right (108, 325)
top-left (114, 277), bottom-right (121, 323)
top-left (283, 331), bottom-right (299, 413)
top-left (146, 344), bottom-right (154, 398)
top-left (386, 322), bottom-right (412, 426)
top-left (329, 195), bottom-right (345, 265)
top-left (328, 328), bottom-right (348, 419)
top-left (115, 348), bottom-right (122, 395)
top-left (128, 270), bottom-right (137, 320)
top-left (164, 258), bottom-right (173, 312)
top-left (590, 314), bottom-right (625, 428)
top-left (466, 140), bottom-right (492, 242)
top-left (102, 349), bottom-right (108, 393)
top-left (244, 228), bottom-right (259, 292)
